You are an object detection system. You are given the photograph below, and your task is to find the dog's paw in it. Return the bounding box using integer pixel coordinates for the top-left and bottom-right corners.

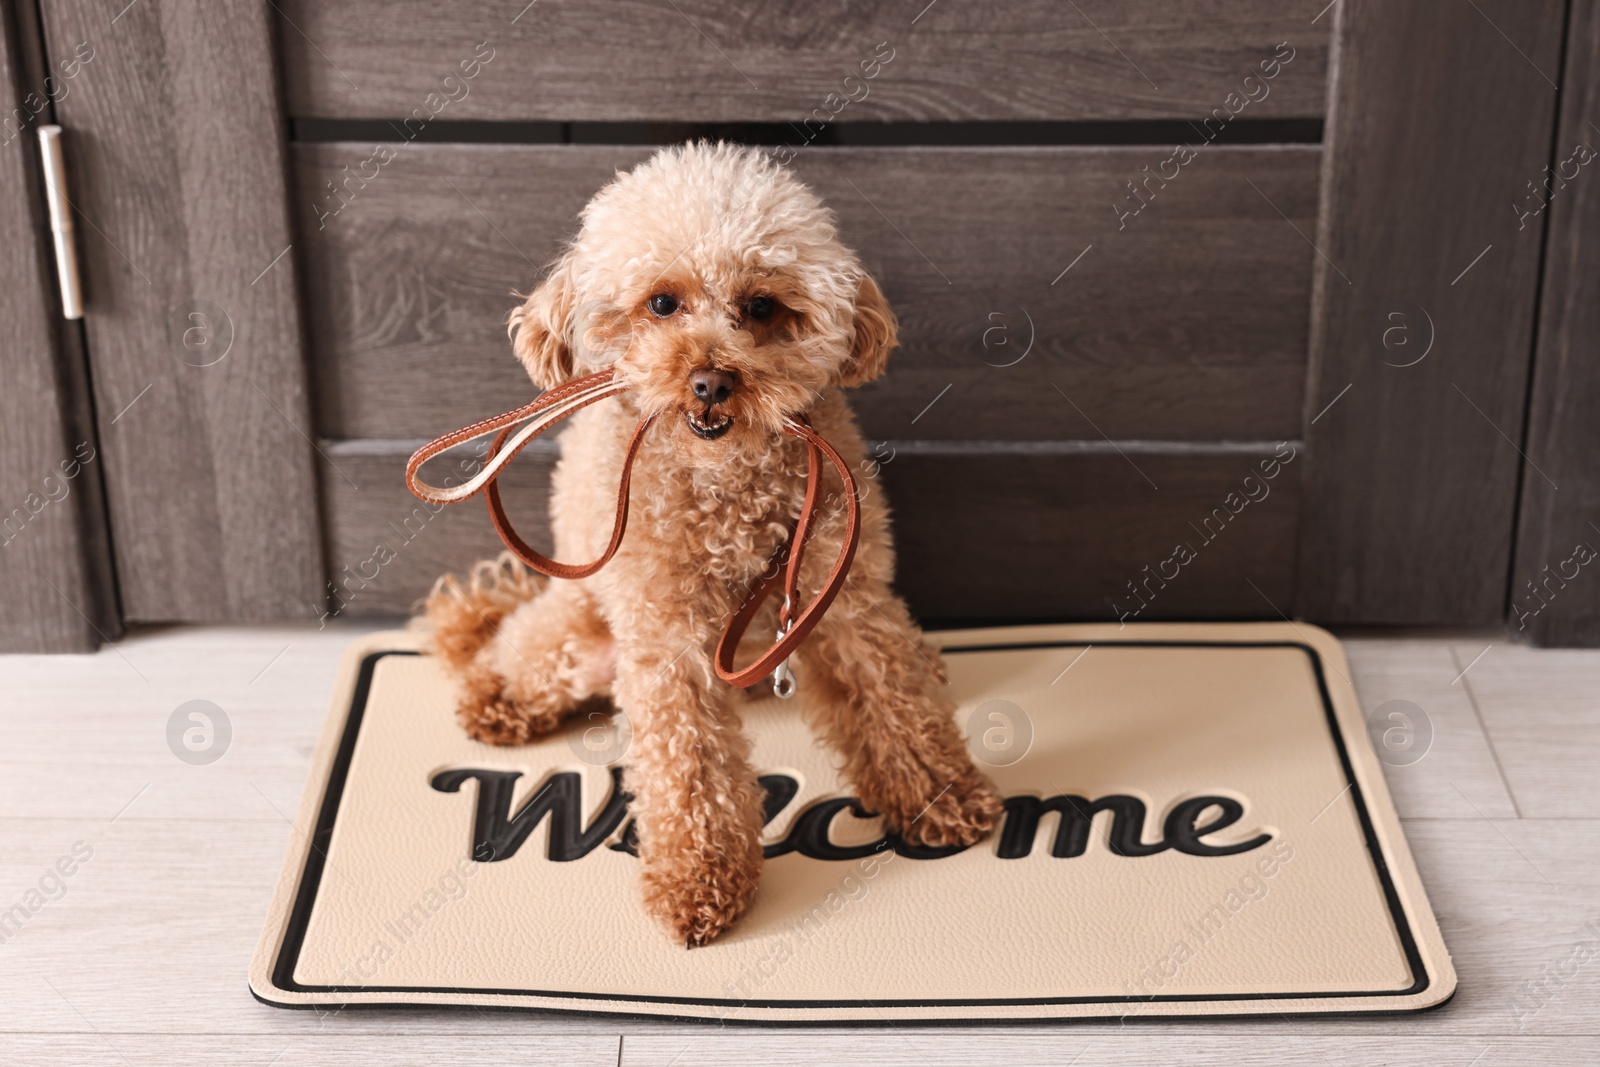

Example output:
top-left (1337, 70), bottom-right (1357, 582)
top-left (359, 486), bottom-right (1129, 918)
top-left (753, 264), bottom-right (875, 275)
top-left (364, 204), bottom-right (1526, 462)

top-left (454, 668), bottom-right (568, 746)
top-left (640, 842), bottom-right (762, 948)
top-left (456, 698), bottom-right (560, 746)
top-left (880, 768), bottom-right (1003, 851)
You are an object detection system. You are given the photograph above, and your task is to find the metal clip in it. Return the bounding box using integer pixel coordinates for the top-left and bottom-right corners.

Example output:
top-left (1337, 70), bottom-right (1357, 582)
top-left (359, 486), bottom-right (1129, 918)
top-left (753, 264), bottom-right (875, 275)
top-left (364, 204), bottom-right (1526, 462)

top-left (771, 656), bottom-right (796, 699)
top-left (771, 596), bottom-right (797, 699)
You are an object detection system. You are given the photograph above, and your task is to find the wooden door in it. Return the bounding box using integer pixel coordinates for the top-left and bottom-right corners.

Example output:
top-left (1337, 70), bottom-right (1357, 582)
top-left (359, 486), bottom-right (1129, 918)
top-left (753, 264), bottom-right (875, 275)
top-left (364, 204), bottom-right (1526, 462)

top-left (4, 0), bottom-right (1591, 648)
top-left (27, 0), bottom-right (324, 630)
top-left (0, 0), bottom-right (116, 651)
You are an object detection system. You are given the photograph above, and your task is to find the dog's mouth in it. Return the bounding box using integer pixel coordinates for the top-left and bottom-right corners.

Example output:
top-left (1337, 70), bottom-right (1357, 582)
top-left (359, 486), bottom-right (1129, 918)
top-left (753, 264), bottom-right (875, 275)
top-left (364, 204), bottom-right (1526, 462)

top-left (684, 407), bottom-right (733, 440)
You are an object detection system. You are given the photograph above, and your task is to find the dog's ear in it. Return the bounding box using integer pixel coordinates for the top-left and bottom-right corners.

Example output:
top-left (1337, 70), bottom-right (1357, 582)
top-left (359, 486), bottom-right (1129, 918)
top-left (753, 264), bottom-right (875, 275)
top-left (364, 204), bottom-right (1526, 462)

top-left (839, 273), bottom-right (898, 387)
top-left (508, 253), bottom-right (577, 390)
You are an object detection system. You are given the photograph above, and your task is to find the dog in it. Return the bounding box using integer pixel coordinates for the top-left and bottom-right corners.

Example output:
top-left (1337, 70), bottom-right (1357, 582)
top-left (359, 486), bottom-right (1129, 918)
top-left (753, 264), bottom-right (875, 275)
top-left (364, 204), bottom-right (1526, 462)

top-left (421, 142), bottom-right (1002, 946)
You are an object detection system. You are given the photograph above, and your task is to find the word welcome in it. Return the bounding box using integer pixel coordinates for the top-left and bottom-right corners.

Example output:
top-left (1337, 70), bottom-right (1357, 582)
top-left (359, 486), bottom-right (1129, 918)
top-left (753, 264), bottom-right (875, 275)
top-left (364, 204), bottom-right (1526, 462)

top-left (1, 41), bottom-right (94, 147)
top-left (1512, 539), bottom-right (1598, 631)
top-left (311, 41), bottom-right (495, 229)
top-left (772, 42), bottom-right (896, 165)
top-left (1114, 41), bottom-right (1297, 230)
top-left (1112, 441), bottom-right (1297, 625)
top-left (0, 840), bottom-right (93, 945)
top-left (1124, 839), bottom-right (1295, 995)
top-left (1, 442), bottom-right (97, 549)
top-left (1514, 141), bottom-right (1596, 230)
top-left (432, 768), bottom-right (1273, 863)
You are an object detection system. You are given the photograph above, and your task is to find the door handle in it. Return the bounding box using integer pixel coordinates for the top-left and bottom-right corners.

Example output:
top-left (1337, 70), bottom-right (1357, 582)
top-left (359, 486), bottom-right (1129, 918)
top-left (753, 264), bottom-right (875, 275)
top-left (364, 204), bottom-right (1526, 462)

top-left (37, 125), bottom-right (84, 320)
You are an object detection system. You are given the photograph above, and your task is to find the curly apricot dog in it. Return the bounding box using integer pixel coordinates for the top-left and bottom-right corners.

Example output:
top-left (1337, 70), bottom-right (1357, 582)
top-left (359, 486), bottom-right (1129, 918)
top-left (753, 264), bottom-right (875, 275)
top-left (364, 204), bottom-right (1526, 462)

top-left (421, 142), bottom-right (1001, 946)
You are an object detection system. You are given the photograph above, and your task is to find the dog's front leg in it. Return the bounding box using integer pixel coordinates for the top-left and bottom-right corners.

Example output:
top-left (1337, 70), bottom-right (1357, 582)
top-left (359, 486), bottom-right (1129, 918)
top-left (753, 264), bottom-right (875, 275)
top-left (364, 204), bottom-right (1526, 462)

top-left (610, 605), bottom-right (766, 946)
top-left (797, 578), bottom-right (1003, 851)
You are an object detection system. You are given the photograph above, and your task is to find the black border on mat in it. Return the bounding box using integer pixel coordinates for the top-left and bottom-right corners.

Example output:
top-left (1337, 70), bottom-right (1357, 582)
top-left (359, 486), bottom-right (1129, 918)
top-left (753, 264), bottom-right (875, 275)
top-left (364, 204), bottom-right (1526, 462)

top-left (262, 638), bottom-right (1436, 1020)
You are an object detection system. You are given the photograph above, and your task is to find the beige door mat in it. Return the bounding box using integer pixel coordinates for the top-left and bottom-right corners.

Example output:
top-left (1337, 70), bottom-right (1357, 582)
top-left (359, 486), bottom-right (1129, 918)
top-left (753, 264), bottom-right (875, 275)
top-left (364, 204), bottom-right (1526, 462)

top-left (250, 622), bottom-right (1454, 1023)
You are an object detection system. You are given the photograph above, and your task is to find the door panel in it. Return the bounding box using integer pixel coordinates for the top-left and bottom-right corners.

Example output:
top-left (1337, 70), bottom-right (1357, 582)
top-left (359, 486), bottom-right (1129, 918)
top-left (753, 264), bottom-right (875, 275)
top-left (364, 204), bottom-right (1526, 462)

top-left (1297, 0), bottom-right (1564, 624)
top-left (296, 132), bottom-right (1315, 624)
top-left (36, 0), bottom-right (324, 622)
top-left (296, 142), bottom-right (1318, 443)
top-left (279, 1), bottom-right (1329, 123)
top-left (1512, 0), bottom-right (1600, 646)
top-left (0, 0), bottom-right (117, 651)
top-left (318, 440), bottom-right (1300, 623)
top-left (279, 5), bottom-right (1329, 627)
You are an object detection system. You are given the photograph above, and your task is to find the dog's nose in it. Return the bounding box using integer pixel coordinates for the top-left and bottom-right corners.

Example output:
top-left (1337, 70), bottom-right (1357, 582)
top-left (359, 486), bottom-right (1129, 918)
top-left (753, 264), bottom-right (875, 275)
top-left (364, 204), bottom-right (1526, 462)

top-left (689, 367), bottom-right (736, 405)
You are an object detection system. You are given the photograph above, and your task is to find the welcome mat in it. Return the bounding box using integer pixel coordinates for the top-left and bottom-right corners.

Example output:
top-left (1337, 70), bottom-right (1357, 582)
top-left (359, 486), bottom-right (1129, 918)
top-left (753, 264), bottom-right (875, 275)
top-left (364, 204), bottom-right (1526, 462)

top-left (250, 623), bottom-right (1454, 1023)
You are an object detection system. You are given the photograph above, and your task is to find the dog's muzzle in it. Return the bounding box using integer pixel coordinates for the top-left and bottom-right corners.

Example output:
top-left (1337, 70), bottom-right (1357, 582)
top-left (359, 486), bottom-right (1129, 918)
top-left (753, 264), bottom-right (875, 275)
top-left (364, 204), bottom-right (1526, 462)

top-left (685, 366), bottom-right (736, 440)
top-left (684, 407), bottom-right (733, 440)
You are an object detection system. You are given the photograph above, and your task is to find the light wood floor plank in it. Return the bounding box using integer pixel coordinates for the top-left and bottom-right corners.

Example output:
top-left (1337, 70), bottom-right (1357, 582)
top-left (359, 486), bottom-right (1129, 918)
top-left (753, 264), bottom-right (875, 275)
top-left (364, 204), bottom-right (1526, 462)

top-left (1340, 636), bottom-right (1519, 818)
top-left (1449, 642), bottom-right (1600, 818)
top-left (618, 1036), bottom-right (1593, 1067)
top-left (2, 1034), bottom-right (622, 1066)
top-left (0, 623), bottom-right (390, 821)
top-left (0, 817), bottom-right (637, 1038)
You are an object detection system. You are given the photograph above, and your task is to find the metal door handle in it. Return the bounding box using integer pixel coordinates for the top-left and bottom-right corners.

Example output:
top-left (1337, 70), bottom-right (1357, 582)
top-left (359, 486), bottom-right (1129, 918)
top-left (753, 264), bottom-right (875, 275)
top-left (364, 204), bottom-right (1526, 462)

top-left (37, 125), bottom-right (84, 320)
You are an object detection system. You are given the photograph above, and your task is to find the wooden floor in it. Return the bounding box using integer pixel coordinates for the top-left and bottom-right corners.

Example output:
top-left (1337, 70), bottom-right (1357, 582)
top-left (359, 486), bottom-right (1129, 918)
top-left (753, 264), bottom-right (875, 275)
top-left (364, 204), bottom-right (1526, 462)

top-left (2, 622), bottom-right (1597, 1065)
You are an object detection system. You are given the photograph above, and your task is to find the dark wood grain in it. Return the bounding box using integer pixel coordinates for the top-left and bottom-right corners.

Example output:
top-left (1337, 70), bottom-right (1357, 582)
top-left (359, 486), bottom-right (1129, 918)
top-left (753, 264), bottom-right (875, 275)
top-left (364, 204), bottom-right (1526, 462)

top-left (278, 1), bottom-right (1327, 123)
top-left (1512, 0), bottom-right (1600, 646)
top-left (38, 0), bottom-right (325, 621)
top-left (885, 442), bottom-right (1301, 620)
top-left (1295, 0), bottom-right (1563, 624)
top-left (317, 440), bottom-right (556, 623)
top-left (317, 438), bottom-right (1300, 622)
top-left (0, 3), bottom-right (117, 651)
top-left (295, 143), bottom-right (1318, 443)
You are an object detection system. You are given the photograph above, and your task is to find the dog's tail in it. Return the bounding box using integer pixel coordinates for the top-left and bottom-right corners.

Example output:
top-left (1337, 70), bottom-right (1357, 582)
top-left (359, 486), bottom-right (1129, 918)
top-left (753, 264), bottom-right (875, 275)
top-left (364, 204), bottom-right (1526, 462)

top-left (415, 552), bottom-right (544, 672)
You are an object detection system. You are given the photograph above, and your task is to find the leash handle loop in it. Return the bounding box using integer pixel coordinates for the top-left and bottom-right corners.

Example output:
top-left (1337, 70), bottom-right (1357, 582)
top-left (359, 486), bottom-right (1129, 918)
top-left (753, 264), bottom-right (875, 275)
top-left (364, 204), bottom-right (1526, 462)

top-left (405, 369), bottom-right (625, 505)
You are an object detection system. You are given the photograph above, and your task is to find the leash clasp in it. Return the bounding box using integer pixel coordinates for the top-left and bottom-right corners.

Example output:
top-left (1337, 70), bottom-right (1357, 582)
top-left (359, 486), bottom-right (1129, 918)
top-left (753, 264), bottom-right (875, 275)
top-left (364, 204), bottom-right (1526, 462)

top-left (771, 596), bottom-right (797, 699)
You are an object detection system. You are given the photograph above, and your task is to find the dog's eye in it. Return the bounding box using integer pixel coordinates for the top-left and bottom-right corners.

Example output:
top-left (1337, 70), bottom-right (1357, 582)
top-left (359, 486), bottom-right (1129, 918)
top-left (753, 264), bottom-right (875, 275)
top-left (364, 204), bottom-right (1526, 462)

top-left (647, 294), bottom-right (679, 317)
top-left (746, 296), bottom-right (777, 321)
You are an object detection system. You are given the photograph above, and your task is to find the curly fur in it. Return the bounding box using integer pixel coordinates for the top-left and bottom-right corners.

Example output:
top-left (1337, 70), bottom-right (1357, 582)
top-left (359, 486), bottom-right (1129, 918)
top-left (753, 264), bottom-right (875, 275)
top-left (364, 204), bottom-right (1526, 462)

top-left (421, 142), bottom-right (1001, 946)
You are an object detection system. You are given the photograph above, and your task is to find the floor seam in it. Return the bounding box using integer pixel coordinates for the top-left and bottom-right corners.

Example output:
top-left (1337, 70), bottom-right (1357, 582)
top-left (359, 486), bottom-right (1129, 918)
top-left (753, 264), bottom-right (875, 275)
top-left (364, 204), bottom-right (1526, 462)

top-left (1448, 644), bottom-right (1525, 818)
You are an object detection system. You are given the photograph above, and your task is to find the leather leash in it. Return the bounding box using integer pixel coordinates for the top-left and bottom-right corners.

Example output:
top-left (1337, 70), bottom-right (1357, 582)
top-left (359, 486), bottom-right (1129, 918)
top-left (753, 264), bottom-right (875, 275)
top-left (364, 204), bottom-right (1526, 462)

top-left (405, 367), bottom-right (859, 694)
